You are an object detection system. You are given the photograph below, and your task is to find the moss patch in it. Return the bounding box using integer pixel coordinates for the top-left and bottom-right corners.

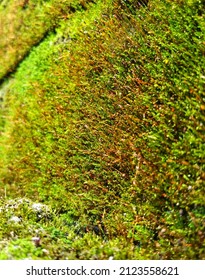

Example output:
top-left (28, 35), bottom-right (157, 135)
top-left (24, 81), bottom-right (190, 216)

top-left (0, 0), bottom-right (204, 259)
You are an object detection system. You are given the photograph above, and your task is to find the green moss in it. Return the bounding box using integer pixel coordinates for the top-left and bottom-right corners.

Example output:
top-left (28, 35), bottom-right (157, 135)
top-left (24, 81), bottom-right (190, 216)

top-left (0, 0), bottom-right (94, 81)
top-left (0, 0), bottom-right (204, 259)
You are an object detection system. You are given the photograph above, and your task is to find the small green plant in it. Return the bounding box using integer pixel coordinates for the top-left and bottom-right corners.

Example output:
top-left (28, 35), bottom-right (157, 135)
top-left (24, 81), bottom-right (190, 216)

top-left (0, 0), bottom-right (204, 259)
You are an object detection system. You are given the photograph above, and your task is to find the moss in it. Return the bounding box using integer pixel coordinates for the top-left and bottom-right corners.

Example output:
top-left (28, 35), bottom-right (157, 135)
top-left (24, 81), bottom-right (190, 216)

top-left (0, 0), bottom-right (94, 81)
top-left (0, 0), bottom-right (204, 259)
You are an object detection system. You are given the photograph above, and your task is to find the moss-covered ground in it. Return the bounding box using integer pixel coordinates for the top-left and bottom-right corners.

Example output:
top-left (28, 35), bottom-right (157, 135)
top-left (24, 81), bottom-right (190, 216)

top-left (0, 0), bottom-right (204, 259)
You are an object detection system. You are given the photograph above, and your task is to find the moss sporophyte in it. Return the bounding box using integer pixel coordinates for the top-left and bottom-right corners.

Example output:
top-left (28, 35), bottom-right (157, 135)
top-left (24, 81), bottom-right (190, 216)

top-left (0, 0), bottom-right (204, 259)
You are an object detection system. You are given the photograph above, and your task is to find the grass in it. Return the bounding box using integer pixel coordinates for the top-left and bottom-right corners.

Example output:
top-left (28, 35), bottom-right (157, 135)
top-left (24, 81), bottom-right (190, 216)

top-left (0, 0), bottom-right (204, 259)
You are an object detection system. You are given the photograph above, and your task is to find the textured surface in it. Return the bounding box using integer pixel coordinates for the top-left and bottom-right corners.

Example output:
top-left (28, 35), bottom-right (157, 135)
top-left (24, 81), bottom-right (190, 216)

top-left (0, 0), bottom-right (204, 259)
